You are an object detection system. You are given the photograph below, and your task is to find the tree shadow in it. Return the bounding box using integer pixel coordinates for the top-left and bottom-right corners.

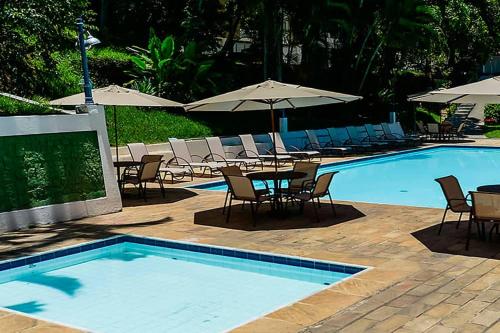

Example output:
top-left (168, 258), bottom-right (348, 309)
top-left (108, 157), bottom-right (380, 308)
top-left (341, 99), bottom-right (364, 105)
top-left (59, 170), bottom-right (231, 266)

top-left (19, 274), bottom-right (82, 297)
top-left (0, 216), bottom-right (172, 261)
top-left (121, 188), bottom-right (198, 207)
top-left (194, 202), bottom-right (365, 231)
top-left (412, 221), bottom-right (500, 259)
top-left (4, 301), bottom-right (45, 314)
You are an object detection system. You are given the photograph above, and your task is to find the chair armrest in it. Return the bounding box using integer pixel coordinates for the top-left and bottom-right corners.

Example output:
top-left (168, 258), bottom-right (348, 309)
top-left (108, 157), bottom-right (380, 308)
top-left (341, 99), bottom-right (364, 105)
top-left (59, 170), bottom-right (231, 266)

top-left (238, 149), bottom-right (259, 158)
top-left (205, 153), bottom-right (227, 163)
top-left (191, 154), bottom-right (205, 162)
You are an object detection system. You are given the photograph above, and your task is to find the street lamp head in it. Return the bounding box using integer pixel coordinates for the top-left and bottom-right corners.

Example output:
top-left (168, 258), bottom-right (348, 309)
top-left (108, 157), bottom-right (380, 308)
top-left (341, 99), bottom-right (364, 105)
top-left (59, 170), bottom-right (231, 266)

top-left (84, 33), bottom-right (101, 49)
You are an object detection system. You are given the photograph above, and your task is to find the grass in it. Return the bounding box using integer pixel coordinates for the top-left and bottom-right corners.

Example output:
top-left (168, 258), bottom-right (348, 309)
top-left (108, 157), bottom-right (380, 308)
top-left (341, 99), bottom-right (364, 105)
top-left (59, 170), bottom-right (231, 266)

top-left (0, 95), bottom-right (59, 116)
top-left (105, 106), bottom-right (212, 146)
top-left (484, 125), bottom-right (500, 138)
top-left (416, 106), bottom-right (441, 124)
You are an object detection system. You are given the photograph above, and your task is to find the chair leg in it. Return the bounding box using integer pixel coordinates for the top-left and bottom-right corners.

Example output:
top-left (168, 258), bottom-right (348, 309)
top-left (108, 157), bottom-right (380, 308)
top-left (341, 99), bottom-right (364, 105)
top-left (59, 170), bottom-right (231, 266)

top-left (466, 214), bottom-right (473, 250)
top-left (225, 197), bottom-right (232, 224)
top-left (311, 200), bottom-right (320, 223)
top-left (438, 207), bottom-right (449, 235)
top-left (143, 182), bottom-right (148, 201)
top-left (328, 193), bottom-right (336, 216)
top-left (250, 202), bottom-right (256, 227)
top-left (222, 190), bottom-right (230, 214)
top-left (158, 177), bottom-right (165, 198)
top-left (456, 212), bottom-right (463, 229)
top-left (489, 224), bottom-right (498, 241)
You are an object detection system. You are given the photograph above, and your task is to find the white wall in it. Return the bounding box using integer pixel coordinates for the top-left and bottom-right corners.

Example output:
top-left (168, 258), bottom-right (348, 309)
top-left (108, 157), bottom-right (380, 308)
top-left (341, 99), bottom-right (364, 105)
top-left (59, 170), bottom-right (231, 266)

top-left (0, 105), bottom-right (122, 232)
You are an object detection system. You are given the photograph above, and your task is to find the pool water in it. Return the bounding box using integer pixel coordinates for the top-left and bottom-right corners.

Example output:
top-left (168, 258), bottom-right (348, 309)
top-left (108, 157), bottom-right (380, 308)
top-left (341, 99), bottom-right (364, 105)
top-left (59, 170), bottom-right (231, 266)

top-left (0, 236), bottom-right (363, 333)
top-left (193, 146), bottom-right (500, 208)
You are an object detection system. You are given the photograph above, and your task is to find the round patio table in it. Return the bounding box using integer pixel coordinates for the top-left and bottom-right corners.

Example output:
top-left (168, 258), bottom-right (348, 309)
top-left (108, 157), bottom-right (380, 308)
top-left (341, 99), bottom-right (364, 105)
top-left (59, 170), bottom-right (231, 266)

top-left (247, 170), bottom-right (307, 214)
top-left (477, 185), bottom-right (500, 193)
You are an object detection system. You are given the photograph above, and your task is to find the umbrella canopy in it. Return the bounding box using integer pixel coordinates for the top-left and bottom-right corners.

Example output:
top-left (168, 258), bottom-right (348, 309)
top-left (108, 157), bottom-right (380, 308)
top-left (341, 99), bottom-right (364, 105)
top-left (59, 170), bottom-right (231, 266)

top-left (408, 76), bottom-right (500, 104)
top-left (185, 80), bottom-right (362, 172)
top-left (184, 80), bottom-right (362, 112)
top-left (50, 85), bottom-right (182, 107)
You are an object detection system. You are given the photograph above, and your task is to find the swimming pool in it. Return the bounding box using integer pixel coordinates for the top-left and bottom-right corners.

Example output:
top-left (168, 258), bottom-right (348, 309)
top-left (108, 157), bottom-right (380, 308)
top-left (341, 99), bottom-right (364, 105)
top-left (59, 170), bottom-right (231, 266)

top-left (192, 146), bottom-right (500, 208)
top-left (0, 235), bottom-right (365, 333)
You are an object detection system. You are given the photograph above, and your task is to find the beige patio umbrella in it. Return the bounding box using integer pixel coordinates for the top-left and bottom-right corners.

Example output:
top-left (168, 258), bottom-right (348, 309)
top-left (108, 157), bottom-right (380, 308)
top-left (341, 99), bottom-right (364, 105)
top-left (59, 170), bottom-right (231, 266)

top-left (185, 80), bottom-right (362, 171)
top-left (408, 76), bottom-right (500, 104)
top-left (50, 85), bottom-right (182, 179)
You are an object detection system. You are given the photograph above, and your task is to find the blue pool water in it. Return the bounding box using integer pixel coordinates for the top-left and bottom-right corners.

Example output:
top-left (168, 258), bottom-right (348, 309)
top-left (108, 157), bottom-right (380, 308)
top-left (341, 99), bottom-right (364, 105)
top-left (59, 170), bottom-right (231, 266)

top-left (0, 236), bottom-right (363, 333)
top-left (192, 146), bottom-right (500, 208)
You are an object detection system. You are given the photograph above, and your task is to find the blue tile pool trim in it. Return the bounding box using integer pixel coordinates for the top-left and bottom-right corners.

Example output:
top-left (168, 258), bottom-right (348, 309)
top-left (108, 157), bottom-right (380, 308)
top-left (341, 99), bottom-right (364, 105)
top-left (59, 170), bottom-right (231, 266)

top-left (0, 235), bottom-right (367, 275)
top-left (188, 145), bottom-right (500, 190)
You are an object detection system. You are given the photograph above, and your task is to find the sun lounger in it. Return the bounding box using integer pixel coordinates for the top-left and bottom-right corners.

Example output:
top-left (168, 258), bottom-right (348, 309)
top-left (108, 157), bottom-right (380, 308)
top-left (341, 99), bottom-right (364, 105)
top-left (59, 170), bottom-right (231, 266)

top-left (205, 137), bottom-right (263, 171)
top-left (304, 130), bottom-right (351, 156)
top-left (127, 142), bottom-right (193, 182)
top-left (238, 134), bottom-right (295, 164)
top-left (381, 122), bottom-right (422, 145)
top-left (326, 127), bottom-right (372, 152)
top-left (346, 126), bottom-right (389, 149)
top-left (169, 138), bottom-right (227, 177)
top-left (269, 132), bottom-right (321, 161)
top-left (364, 124), bottom-right (406, 147)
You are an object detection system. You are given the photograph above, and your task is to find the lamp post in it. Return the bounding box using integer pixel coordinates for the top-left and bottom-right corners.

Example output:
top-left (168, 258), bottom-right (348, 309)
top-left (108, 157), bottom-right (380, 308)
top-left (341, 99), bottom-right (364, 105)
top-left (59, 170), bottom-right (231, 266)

top-left (76, 17), bottom-right (100, 105)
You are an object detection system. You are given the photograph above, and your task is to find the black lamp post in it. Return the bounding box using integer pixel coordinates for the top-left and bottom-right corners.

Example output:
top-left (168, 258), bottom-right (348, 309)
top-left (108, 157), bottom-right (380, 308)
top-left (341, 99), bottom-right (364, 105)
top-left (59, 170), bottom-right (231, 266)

top-left (76, 17), bottom-right (100, 105)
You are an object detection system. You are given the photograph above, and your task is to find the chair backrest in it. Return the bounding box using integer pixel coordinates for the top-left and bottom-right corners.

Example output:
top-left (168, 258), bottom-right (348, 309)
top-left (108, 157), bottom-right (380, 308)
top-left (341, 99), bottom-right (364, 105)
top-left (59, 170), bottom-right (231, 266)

top-left (269, 132), bottom-right (287, 152)
top-left (345, 126), bottom-right (360, 140)
top-left (239, 134), bottom-right (259, 156)
top-left (138, 155), bottom-right (163, 182)
top-left (226, 175), bottom-right (257, 201)
top-left (328, 127), bottom-right (350, 144)
top-left (290, 162), bottom-right (320, 189)
top-left (435, 175), bottom-right (468, 212)
top-left (364, 124), bottom-right (377, 138)
top-left (314, 129), bottom-right (333, 146)
top-left (388, 122), bottom-right (404, 137)
top-left (169, 139), bottom-right (193, 163)
top-left (416, 121), bottom-right (426, 134)
top-left (427, 123), bottom-right (440, 134)
top-left (305, 130), bottom-right (320, 147)
top-left (312, 172), bottom-right (338, 197)
top-left (470, 191), bottom-right (500, 220)
top-left (206, 137), bottom-right (227, 161)
top-left (456, 122), bottom-right (466, 133)
top-left (381, 123), bottom-right (392, 136)
top-left (220, 165), bottom-right (243, 177)
top-left (127, 143), bottom-right (149, 161)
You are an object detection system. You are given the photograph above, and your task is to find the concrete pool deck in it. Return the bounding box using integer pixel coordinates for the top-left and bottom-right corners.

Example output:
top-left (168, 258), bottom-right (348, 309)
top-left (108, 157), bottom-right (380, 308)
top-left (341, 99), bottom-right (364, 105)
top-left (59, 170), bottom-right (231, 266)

top-left (0, 139), bottom-right (499, 332)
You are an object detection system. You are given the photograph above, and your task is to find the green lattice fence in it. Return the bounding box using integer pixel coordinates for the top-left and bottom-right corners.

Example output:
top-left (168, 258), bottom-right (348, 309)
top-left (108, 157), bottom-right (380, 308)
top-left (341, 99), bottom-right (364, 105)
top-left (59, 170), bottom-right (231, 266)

top-left (0, 131), bottom-right (106, 213)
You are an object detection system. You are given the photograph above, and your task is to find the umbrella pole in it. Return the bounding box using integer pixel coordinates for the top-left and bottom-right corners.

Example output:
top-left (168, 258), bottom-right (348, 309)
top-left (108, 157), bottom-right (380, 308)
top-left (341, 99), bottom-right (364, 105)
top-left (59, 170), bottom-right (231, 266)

top-left (114, 106), bottom-right (120, 181)
top-left (270, 103), bottom-right (278, 174)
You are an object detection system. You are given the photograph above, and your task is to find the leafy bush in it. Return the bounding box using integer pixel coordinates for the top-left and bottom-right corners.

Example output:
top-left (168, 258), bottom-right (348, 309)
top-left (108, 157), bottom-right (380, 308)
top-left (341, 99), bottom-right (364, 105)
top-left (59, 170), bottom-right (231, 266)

top-left (0, 96), bottom-right (60, 116)
top-left (484, 104), bottom-right (500, 123)
top-left (105, 106), bottom-right (212, 145)
top-left (415, 106), bottom-right (441, 123)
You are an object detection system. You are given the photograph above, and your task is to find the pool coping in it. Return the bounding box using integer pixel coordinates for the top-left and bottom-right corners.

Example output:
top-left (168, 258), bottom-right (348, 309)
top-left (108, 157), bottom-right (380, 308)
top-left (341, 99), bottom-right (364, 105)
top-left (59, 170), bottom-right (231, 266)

top-left (188, 145), bottom-right (500, 190)
top-left (0, 234), bottom-right (371, 333)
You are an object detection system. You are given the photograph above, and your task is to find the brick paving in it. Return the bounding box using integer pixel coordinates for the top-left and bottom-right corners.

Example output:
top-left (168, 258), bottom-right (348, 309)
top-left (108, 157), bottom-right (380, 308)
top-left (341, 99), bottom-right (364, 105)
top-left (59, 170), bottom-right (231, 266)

top-left (0, 141), bottom-right (499, 332)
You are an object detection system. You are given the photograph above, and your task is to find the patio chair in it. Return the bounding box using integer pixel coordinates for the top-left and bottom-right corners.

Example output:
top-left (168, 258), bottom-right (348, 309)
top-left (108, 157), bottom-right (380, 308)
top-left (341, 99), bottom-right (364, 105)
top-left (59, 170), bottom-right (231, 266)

top-left (281, 161), bottom-right (320, 196)
top-left (121, 154), bottom-right (165, 200)
top-left (466, 191), bottom-right (500, 250)
top-left (304, 130), bottom-right (351, 156)
top-left (382, 123), bottom-right (422, 145)
top-left (346, 126), bottom-right (388, 149)
top-left (427, 123), bottom-right (440, 141)
top-left (225, 175), bottom-right (272, 226)
top-left (435, 175), bottom-right (471, 235)
top-left (238, 134), bottom-right (294, 165)
top-left (205, 137), bottom-right (263, 172)
top-left (416, 121), bottom-right (428, 139)
top-left (326, 127), bottom-right (371, 152)
top-left (289, 172), bottom-right (338, 222)
top-left (269, 132), bottom-right (321, 161)
top-left (365, 124), bottom-right (406, 147)
top-left (128, 142), bottom-right (193, 183)
top-left (450, 122), bottom-right (466, 140)
top-left (169, 138), bottom-right (227, 177)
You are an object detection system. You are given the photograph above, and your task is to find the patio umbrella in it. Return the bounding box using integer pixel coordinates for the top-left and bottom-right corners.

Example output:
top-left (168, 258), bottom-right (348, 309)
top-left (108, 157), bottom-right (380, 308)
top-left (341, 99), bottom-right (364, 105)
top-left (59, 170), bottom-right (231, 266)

top-left (408, 76), bottom-right (500, 104)
top-left (185, 80), bottom-right (362, 171)
top-left (50, 85), bottom-right (182, 179)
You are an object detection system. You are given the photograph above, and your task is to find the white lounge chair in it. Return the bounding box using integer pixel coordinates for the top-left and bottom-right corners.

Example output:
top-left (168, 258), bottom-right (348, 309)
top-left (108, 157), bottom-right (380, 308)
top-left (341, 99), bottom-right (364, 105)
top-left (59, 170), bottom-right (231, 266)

top-left (169, 139), bottom-right (227, 177)
top-left (127, 142), bottom-right (193, 182)
top-left (304, 130), bottom-right (351, 156)
top-left (238, 134), bottom-right (294, 165)
top-left (382, 122), bottom-right (422, 145)
top-left (346, 126), bottom-right (389, 149)
top-left (269, 132), bottom-right (321, 161)
top-left (205, 137), bottom-right (263, 171)
top-left (327, 127), bottom-right (372, 152)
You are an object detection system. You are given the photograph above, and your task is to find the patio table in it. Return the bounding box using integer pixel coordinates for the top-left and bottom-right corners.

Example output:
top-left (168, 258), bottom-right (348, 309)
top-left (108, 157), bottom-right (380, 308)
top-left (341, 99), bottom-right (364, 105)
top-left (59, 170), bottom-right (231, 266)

top-left (477, 185), bottom-right (500, 193)
top-left (247, 170), bottom-right (306, 213)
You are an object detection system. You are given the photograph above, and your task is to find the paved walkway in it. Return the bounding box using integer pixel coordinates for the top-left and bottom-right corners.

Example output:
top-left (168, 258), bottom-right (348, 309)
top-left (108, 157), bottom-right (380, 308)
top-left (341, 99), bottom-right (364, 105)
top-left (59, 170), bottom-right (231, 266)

top-left (0, 141), bottom-right (499, 332)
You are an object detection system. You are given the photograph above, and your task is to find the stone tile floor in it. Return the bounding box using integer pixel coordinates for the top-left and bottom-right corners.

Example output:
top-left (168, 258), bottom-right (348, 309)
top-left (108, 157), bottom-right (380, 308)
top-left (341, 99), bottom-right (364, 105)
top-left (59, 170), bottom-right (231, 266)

top-left (0, 140), bottom-right (499, 332)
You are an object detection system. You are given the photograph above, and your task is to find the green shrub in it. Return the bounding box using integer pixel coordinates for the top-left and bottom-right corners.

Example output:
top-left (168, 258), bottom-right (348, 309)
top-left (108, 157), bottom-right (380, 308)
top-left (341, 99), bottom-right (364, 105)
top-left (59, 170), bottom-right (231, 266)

top-left (416, 106), bottom-right (441, 123)
top-left (105, 106), bottom-right (212, 145)
top-left (484, 104), bottom-right (500, 121)
top-left (0, 96), bottom-right (59, 116)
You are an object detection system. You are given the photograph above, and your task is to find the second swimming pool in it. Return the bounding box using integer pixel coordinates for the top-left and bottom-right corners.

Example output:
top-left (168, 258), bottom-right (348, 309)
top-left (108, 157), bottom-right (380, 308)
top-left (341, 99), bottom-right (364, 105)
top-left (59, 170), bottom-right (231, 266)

top-left (191, 146), bottom-right (500, 208)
